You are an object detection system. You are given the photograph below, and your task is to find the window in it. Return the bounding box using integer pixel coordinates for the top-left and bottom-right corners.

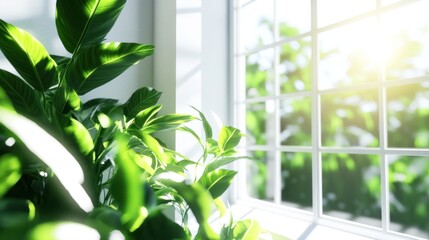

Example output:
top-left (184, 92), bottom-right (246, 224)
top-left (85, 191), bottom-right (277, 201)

top-left (232, 0), bottom-right (429, 239)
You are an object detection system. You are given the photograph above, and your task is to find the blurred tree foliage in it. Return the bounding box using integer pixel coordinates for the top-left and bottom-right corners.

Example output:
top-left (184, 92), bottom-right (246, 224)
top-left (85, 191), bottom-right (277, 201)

top-left (245, 19), bottom-right (429, 237)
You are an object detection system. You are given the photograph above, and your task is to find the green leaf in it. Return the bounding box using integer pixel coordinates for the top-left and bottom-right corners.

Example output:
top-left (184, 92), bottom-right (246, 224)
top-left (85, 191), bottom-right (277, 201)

top-left (0, 107), bottom-right (93, 212)
top-left (199, 169), bottom-right (237, 199)
top-left (191, 106), bottom-right (213, 139)
top-left (132, 104), bottom-right (162, 129)
top-left (135, 210), bottom-right (188, 240)
top-left (67, 42), bottom-right (154, 94)
top-left (0, 154), bottom-right (21, 198)
top-left (158, 180), bottom-right (218, 240)
top-left (63, 117), bottom-right (95, 157)
top-left (124, 87), bottom-right (162, 120)
top-left (0, 86), bottom-right (13, 110)
top-left (143, 114), bottom-right (196, 133)
top-left (54, 80), bottom-right (81, 112)
top-left (233, 219), bottom-right (261, 240)
top-left (0, 20), bottom-right (57, 91)
top-left (137, 132), bottom-right (167, 164)
top-left (0, 199), bottom-right (35, 228)
top-left (205, 156), bottom-right (249, 174)
top-left (111, 134), bottom-right (147, 232)
top-left (28, 221), bottom-right (103, 240)
top-left (218, 126), bottom-right (243, 153)
top-left (56, 0), bottom-right (126, 53)
top-left (0, 69), bottom-right (44, 117)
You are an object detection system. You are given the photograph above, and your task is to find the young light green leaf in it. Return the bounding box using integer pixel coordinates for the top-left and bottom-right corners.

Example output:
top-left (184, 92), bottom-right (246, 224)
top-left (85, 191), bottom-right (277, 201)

top-left (191, 106), bottom-right (212, 139)
top-left (233, 219), bottom-right (261, 240)
top-left (198, 169), bottom-right (237, 199)
top-left (124, 87), bottom-right (162, 120)
top-left (0, 154), bottom-right (21, 198)
top-left (0, 20), bottom-right (57, 91)
top-left (67, 42), bottom-right (154, 95)
top-left (0, 69), bottom-right (44, 117)
top-left (136, 132), bottom-right (167, 164)
top-left (132, 104), bottom-right (162, 129)
top-left (205, 156), bottom-right (249, 174)
top-left (143, 114), bottom-right (196, 133)
top-left (56, 0), bottom-right (127, 53)
top-left (218, 126), bottom-right (243, 153)
top-left (111, 134), bottom-right (147, 232)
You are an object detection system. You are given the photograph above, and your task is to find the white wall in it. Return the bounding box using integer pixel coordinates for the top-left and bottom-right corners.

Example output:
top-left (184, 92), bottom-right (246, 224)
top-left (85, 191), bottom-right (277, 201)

top-left (0, 0), bottom-right (154, 102)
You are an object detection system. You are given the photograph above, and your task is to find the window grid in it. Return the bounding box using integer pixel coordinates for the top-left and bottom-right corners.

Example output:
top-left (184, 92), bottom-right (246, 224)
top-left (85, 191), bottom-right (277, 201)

top-left (233, 0), bottom-right (429, 239)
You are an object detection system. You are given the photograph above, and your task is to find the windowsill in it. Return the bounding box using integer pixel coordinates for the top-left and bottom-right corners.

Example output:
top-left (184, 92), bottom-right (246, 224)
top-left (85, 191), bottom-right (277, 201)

top-left (207, 200), bottom-right (424, 240)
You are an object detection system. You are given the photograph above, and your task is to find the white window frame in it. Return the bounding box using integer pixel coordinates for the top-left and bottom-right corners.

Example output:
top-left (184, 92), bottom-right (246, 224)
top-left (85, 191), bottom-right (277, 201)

top-left (230, 1), bottom-right (429, 239)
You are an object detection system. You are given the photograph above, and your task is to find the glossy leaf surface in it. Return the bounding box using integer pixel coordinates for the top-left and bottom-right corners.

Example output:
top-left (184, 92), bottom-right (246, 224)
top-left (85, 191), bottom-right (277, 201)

top-left (67, 42), bottom-right (154, 95)
top-left (56, 0), bottom-right (126, 53)
top-left (0, 20), bottom-right (57, 91)
top-left (124, 87), bottom-right (162, 120)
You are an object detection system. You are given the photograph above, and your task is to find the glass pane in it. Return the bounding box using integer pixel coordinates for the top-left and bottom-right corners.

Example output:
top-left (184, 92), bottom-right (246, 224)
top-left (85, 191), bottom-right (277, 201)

top-left (381, 0), bottom-right (401, 6)
top-left (281, 152), bottom-right (312, 210)
top-left (246, 101), bottom-right (276, 145)
top-left (321, 89), bottom-right (379, 147)
top-left (387, 83), bottom-right (429, 148)
top-left (322, 154), bottom-right (381, 227)
top-left (279, 38), bottom-right (312, 93)
top-left (389, 155), bottom-right (429, 239)
top-left (318, 0), bottom-right (375, 27)
top-left (319, 18), bottom-right (380, 90)
top-left (277, 0), bottom-right (311, 38)
top-left (280, 97), bottom-right (312, 146)
top-left (246, 150), bottom-right (275, 201)
top-left (246, 48), bottom-right (275, 98)
top-left (240, 0), bottom-right (274, 51)
top-left (381, 1), bottom-right (429, 80)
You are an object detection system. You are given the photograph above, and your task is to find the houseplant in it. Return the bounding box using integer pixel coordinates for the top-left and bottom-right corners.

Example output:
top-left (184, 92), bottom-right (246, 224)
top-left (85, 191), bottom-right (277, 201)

top-left (0, 0), bottom-right (261, 239)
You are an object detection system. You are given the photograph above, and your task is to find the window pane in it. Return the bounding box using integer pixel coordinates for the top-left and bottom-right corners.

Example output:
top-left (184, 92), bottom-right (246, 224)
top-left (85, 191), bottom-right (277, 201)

top-left (387, 83), bottom-right (429, 148)
top-left (381, 1), bottom-right (429, 80)
top-left (277, 0), bottom-right (311, 38)
top-left (318, 0), bottom-right (375, 27)
top-left (246, 101), bottom-right (276, 145)
top-left (319, 18), bottom-right (379, 90)
top-left (240, 0), bottom-right (274, 51)
top-left (280, 97), bottom-right (312, 146)
top-left (381, 0), bottom-right (402, 6)
top-left (389, 155), bottom-right (429, 239)
top-left (322, 154), bottom-right (381, 227)
top-left (246, 150), bottom-right (275, 201)
top-left (246, 48), bottom-right (275, 98)
top-left (281, 152), bottom-right (312, 210)
top-left (279, 38), bottom-right (312, 93)
top-left (321, 89), bottom-right (379, 147)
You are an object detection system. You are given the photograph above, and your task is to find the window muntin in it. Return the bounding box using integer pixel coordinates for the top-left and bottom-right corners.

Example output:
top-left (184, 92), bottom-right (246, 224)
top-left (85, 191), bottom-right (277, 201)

top-left (234, 0), bottom-right (429, 239)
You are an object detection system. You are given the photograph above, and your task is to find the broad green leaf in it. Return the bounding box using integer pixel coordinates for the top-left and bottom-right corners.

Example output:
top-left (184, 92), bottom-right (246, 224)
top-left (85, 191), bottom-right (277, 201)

top-left (124, 87), bottom-right (162, 120)
top-left (111, 134), bottom-right (147, 232)
top-left (77, 98), bottom-right (118, 122)
top-left (29, 221), bottom-right (102, 240)
top-left (56, 0), bottom-right (126, 53)
top-left (0, 107), bottom-right (93, 212)
top-left (158, 180), bottom-right (218, 240)
top-left (218, 126), bottom-right (243, 153)
top-left (0, 20), bottom-right (57, 91)
top-left (132, 104), bottom-right (162, 129)
top-left (54, 80), bottom-right (81, 112)
top-left (0, 199), bottom-right (35, 228)
top-left (0, 69), bottom-right (44, 116)
top-left (50, 55), bottom-right (71, 75)
top-left (0, 86), bottom-right (13, 110)
top-left (63, 117), bottom-right (95, 157)
top-left (143, 114), bottom-right (196, 133)
top-left (67, 42), bottom-right (154, 94)
top-left (191, 106), bottom-right (213, 139)
top-left (0, 154), bottom-right (21, 198)
top-left (198, 169), bottom-right (237, 199)
top-left (134, 154), bottom-right (154, 175)
top-left (233, 219), bottom-right (261, 240)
